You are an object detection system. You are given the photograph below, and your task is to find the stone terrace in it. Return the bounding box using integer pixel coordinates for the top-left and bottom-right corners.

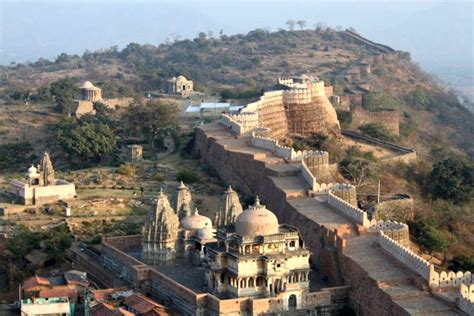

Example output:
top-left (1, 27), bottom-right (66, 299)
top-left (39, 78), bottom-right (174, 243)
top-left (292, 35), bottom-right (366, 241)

top-left (195, 122), bottom-right (463, 315)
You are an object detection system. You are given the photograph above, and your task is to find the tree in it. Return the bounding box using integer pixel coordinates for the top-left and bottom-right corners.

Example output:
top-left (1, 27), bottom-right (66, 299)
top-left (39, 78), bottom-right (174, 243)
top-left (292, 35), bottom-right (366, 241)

top-left (296, 20), bottom-right (306, 30)
top-left (358, 123), bottom-right (396, 142)
top-left (56, 118), bottom-right (117, 163)
top-left (314, 22), bottom-right (327, 32)
top-left (8, 226), bottom-right (43, 258)
top-left (340, 147), bottom-right (378, 188)
top-left (50, 78), bottom-right (78, 114)
top-left (123, 99), bottom-right (179, 151)
top-left (286, 20), bottom-right (295, 31)
top-left (44, 226), bottom-right (73, 262)
top-left (425, 157), bottom-right (474, 203)
top-left (418, 225), bottom-right (449, 254)
top-left (449, 255), bottom-right (474, 272)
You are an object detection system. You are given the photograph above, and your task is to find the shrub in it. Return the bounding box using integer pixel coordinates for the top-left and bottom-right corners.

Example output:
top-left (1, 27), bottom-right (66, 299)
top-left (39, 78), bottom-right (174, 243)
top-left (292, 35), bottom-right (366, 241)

top-left (448, 255), bottom-right (474, 272)
top-left (117, 164), bottom-right (136, 177)
top-left (359, 123), bottom-right (396, 142)
top-left (336, 110), bottom-right (352, 128)
top-left (176, 169), bottom-right (200, 183)
top-left (418, 225), bottom-right (449, 254)
top-left (424, 157), bottom-right (474, 204)
top-left (154, 173), bottom-right (165, 182)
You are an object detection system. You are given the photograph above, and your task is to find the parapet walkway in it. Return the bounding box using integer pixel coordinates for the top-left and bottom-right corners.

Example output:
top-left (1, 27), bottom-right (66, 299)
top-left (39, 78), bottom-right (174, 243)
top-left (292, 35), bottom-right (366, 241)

top-left (198, 123), bottom-right (462, 315)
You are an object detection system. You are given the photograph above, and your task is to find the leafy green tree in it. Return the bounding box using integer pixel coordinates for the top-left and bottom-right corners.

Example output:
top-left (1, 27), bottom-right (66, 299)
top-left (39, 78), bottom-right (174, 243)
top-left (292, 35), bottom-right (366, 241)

top-left (425, 157), bottom-right (474, 203)
top-left (418, 226), bottom-right (449, 254)
top-left (8, 226), bottom-right (43, 258)
top-left (296, 20), bottom-right (306, 30)
top-left (336, 110), bottom-right (352, 128)
top-left (123, 99), bottom-right (179, 150)
top-left (405, 88), bottom-right (430, 110)
top-left (50, 78), bottom-right (78, 113)
top-left (0, 142), bottom-right (36, 170)
top-left (44, 226), bottom-right (73, 262)
top-left (448, 255), bottom-right (474, 272)
top-left (359, 123), bottom-right (396, 142)
top-left (56, 118), bottom-right (117, 162)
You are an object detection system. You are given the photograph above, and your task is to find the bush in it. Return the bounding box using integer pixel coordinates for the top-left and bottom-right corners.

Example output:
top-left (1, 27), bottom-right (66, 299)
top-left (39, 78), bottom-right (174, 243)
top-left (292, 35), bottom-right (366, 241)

top-left (176, 169), bottom-right (200, 183)
top-left (336, 110), bottom-right (352, 128)
top-left (153, 172), bottom-right (165, 182)
top-left (117, 164), bottom-right (136, 177)
top-left (359, 123), bottom-right (396, 142)
top-left (448, 255), bottom-right (474, 272)
top-left (424, 157), bottom-right (474, 204)
top-left (418, 225), bottom-right (449, 254)
top-left (0, 142), bottom-right (36, 171)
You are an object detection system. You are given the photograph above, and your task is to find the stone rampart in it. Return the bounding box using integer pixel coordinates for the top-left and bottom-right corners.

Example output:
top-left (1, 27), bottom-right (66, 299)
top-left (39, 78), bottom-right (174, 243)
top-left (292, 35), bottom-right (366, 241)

top-left (301, 158), bottom-right (317, 191)
top-left (368, 220), bottom-right (409, 247)
top-left (220, 112), bottom-right (259, 135)
top-left (342, 130), bottom-right (416, 163)
top-left (458, 284), bottom-right (474, 315)
top-left (249, 132), bottom-right (302, 160)
top-left (352, 107), bottom-right (400, 135)
top-left (428, 266), bottom-right (474, 289)
top-left (378, 231), bottom-right (430, 281)
top-left (327, 192), bottom-right (370, 227)
top-left (330, 183), bottom-right (357, 206)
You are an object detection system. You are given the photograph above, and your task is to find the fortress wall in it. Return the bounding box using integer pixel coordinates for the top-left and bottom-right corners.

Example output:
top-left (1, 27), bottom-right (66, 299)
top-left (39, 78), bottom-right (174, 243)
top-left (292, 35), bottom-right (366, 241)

top-left (327, 192), bottom-right (370, 227)
top-left (244, 91), bottom-right (289, 139)
top-left (331, 183), bottom-right (357, 206)
top-left (368, 220), bottom-right (409, 247)
top-left (195, 126), bottom-right (424, 315)
top-left (341, 130), bottom-right (416, 163)
top-left (220, 113), bottom-right (259, 135)
top-left (301, 158), bottom-right (317, 191)
top-left (352, 107), bottom-right (400, 135)
top-left (459, 284), bottom-right (474, 315)
top-left (378, 231), bottom-right (430, 281)
top-left (429, 268), bottom-right (473, 289)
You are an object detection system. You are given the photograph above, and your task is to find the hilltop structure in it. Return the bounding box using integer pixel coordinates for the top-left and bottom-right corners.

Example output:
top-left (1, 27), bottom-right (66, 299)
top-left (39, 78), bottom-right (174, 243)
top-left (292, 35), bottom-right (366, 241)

top-left (168, 75), bottom-right (194, 97)
top-left (9, 152), bottom-right (76, 205)
top-left (220, 75), bottom-right (340, 139)
top-left (74, 81), bottom-right (102, 117)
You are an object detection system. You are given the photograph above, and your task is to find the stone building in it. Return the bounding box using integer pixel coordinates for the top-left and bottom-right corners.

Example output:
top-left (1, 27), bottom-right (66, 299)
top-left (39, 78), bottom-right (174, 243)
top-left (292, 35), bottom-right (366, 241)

top-left (125, 145), bottom-right (143, 163)
top-left (205, 197), bottom-right (311, 304)
top-left (141, 182), bottom-right (214, 265)
top-left (168, 75), bottom-right (194, 97)
top-left (9, 153), bottom-right (76, 205)
top-left (74, 81), bottom-right (102, 117)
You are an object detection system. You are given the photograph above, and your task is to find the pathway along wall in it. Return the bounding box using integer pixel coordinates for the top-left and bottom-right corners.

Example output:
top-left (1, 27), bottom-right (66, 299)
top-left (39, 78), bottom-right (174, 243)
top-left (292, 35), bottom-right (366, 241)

top-left (194, 126), bottom-right (419, 315)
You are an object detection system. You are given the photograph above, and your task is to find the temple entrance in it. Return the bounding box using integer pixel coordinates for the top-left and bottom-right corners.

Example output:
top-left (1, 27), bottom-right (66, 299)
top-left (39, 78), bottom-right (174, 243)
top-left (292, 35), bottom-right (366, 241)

top-left (288, 294), bottom-right (297, 309)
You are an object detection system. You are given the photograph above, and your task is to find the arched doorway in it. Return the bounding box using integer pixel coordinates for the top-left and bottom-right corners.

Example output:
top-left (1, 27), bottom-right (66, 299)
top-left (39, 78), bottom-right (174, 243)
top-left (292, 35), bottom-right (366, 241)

top-left (288, 294), bottom-right (297, 309)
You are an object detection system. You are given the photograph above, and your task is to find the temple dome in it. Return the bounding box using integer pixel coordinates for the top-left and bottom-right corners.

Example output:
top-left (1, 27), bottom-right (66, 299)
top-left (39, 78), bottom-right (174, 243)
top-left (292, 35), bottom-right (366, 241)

top-left (80, 81), bottom-right (95, 89)
top-left (180, 208), bottom-right (212, 231)
top-left (197, 226), bottom-right (215, 240)
top-left (176, 75), bottom-right (186, 81)
top-left (27, 165), bottom-right (38, 175)
top-left (235, 197), bottom-right (279, 237)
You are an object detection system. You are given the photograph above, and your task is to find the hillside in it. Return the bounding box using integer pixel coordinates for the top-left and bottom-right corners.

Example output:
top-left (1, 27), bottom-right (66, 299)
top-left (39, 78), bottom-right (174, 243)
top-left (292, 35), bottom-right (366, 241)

top-left (0, 28), bottom-right (473, 157)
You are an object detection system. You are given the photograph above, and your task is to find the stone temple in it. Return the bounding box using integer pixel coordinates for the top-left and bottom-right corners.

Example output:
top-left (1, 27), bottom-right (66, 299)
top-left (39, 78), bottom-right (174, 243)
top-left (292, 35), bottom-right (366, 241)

top-left (9, 152), bottom-right (76, 205)
top-left (101, 183), bottom-right (335, 314)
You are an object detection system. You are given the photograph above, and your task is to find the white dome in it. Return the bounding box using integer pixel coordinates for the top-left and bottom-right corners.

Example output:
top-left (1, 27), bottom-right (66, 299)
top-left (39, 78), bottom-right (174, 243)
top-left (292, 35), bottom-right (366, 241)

top-left (180, 209), bottom-right (212, 231)
top-left (27, 165), bottom-right (38, 174)
top-left (197, 226), bottom-right (215, 240)
top-left (235, 197), bottom-right (279, 237)
top-left (79, 81), bottom-right (95, 89)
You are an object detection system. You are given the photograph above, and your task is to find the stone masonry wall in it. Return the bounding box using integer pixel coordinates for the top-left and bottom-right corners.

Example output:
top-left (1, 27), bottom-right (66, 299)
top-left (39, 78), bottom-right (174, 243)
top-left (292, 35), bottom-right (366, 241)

top-left (352, 106), bottom-right (400, 135)
top-left (195, 126), bottom-right (418, 315)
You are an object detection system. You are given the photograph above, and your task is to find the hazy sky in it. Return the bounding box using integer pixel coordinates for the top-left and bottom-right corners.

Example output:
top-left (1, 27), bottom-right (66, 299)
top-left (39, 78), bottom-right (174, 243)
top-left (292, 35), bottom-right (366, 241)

top-left (1, 0), bottom-right (473, 85)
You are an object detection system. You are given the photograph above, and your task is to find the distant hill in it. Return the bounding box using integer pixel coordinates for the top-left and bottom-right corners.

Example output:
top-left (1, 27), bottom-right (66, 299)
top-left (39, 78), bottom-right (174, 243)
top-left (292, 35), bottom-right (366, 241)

top-left (0, 29), bottom-right (473, 157)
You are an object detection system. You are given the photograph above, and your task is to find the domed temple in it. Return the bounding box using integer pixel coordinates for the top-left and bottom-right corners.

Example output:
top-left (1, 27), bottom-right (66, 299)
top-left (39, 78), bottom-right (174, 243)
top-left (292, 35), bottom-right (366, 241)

top-left (137, 183), bottom-right (313, 310)
top-left (205, 196), bottom-right (311, 301)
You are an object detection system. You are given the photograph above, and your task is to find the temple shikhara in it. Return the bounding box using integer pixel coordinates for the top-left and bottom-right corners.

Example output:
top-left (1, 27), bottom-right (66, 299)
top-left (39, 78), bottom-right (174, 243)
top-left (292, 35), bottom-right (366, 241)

top-left (9, 152), bottom-right (76, 205)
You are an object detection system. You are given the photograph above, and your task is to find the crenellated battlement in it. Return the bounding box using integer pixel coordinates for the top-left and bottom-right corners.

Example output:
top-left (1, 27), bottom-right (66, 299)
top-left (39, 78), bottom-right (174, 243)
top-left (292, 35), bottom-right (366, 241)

top-left (327, 191), bottom-right (370, 227)
top-left (459, 284), bottom-right (474, 315)
top-left (378, 231), bottom-right (431, 280)
top-left (220, 112), bottom-right (259, 135)
top-left (369, 220), bottom-right (409, 246)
